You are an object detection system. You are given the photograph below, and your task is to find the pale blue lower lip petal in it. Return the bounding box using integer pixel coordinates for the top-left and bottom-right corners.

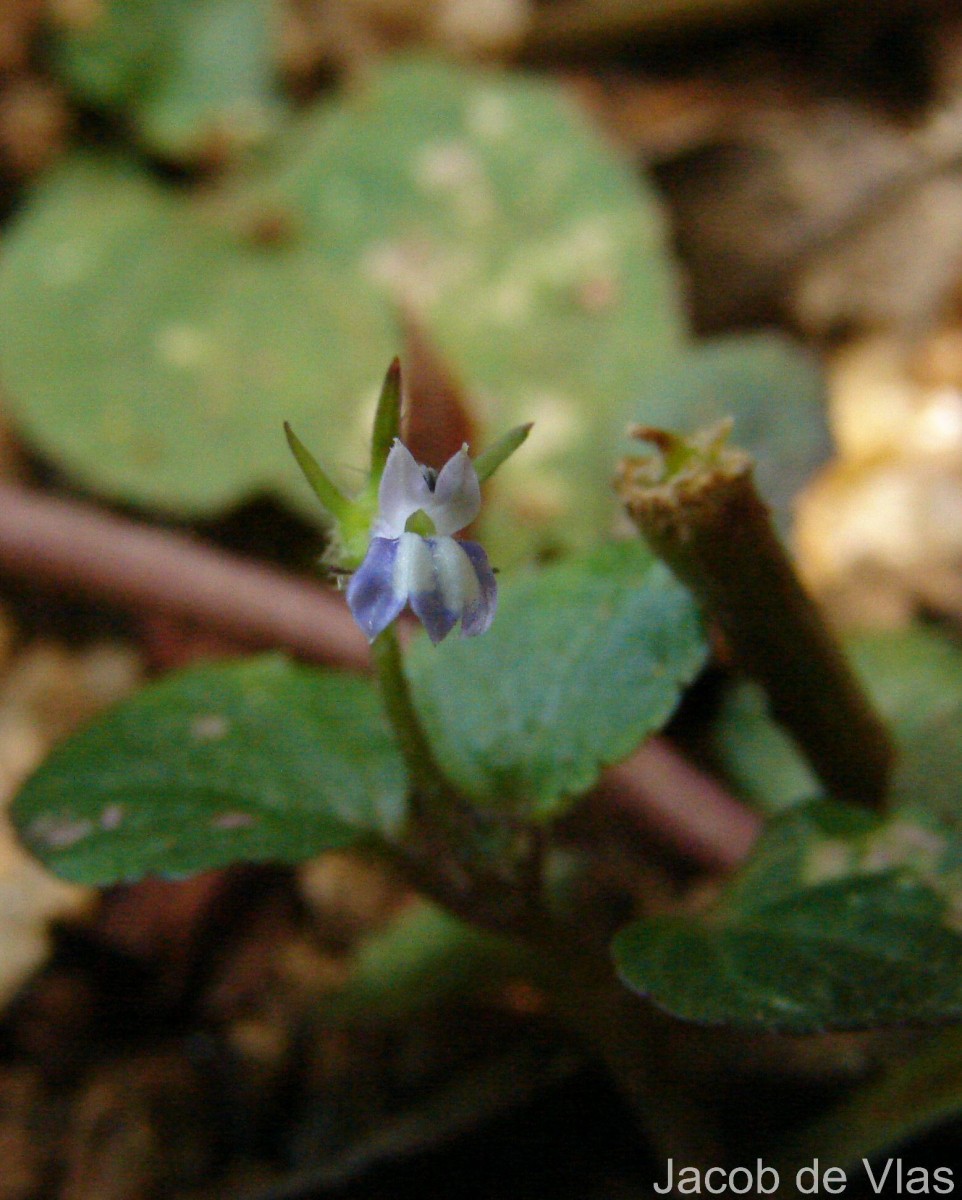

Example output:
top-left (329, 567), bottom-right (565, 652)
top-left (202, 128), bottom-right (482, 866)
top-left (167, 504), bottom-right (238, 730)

top-left (459, 541), bottom-right (498, 637)
top-left (348, 533), bottom-right (496, 644)
top-left (410, 584), bottom-right (460, 644)
top-left (346, 537), bottom-right (407, 641)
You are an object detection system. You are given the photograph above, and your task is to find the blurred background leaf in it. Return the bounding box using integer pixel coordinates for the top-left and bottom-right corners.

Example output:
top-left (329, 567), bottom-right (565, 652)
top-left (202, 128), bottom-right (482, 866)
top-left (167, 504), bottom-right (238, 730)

top-left (632, 331), bottom-right (831, 538)
top-left (0, 57), bottom-right (685, 564)
top-left (704, 626), bottom-right (962, 819)
top-left (848, 628), bottom-right (962, 823)
top-left (703, 677), bottom-right (820, 813)
top-left (51, 0), bottom-right (285, 164)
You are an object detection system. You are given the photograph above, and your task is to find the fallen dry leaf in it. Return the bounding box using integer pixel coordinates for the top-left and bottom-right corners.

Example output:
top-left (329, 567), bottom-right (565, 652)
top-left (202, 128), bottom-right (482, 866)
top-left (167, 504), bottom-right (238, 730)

top-left (797, 333), bottom-right (962, 626)
top-left (0, 635), bottom-right (142, 1010)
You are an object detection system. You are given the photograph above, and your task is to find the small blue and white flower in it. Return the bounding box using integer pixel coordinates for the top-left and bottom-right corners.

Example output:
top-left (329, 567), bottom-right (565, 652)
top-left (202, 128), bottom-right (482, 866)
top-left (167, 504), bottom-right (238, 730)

top-left (347, 439), bottom-right (497, 644)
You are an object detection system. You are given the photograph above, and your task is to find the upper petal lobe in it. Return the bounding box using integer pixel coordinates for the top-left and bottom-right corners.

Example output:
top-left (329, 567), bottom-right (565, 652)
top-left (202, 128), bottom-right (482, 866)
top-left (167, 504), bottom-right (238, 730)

top-left (375, 440), bottom-right (433, 537)
top-left (425, 444), bottom-right (481, 536)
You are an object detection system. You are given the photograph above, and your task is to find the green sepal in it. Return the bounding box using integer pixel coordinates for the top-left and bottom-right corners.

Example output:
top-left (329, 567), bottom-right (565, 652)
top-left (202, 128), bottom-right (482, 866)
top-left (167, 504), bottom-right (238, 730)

top-left (473, 423), bottom-right (533, 484)
top-left (370, 357), bottom-right (402, 484)
top-left (284, 421), bottom-right (351, 524)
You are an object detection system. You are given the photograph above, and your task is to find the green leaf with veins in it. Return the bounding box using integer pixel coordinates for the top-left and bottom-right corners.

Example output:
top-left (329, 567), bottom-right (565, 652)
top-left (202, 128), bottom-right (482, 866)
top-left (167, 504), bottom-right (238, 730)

top-left (630, 629), bottom-right (962, 1031)
top-left (613, 800), bottom-right (962, 1032)
top-left (10, 657), bottom-right (406, 885)
top-left (407, 540), bottom-right (709, 820)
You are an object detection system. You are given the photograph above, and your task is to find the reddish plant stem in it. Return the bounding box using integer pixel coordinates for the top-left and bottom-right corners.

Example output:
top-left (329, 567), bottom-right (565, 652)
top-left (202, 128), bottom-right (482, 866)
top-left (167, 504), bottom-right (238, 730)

top-left (599, 740), bottom-right (761, 873)
top-left (0, 480), bottom-right (759, 872)
top-left (0, 481), bottom-right (370, 670)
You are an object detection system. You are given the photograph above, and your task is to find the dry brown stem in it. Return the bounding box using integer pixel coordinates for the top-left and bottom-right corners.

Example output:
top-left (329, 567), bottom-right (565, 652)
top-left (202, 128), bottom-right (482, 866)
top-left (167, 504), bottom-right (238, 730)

top-left (619, 427), bottom-right (895, 808)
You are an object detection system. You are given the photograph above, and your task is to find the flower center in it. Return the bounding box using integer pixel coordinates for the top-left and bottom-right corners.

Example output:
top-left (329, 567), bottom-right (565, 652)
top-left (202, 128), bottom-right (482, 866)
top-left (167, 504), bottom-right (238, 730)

top-left (404, 509), bottom-right (436, 536)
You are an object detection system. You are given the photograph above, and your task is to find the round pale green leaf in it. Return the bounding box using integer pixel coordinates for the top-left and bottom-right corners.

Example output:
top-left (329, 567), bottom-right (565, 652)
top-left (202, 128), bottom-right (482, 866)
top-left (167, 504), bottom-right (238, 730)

top-left (10, 657), bottom-right (406, 885)
top-left (614, 801), bottom-right (962, 1032)
top-left (0, 154), bottom-right (394, 518)
top-left (407, 540), bottom-right (709, 819)
top-left (0, 59), bottom-right (684, 564)
top-left (53, 0), bottom-right (284, 162)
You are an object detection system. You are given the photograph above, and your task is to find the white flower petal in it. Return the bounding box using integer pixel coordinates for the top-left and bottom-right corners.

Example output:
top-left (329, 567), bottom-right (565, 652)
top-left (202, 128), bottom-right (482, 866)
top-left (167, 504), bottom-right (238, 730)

top-left (405, 536), bottom-right (472, 644)
top-left (432, 536), bottom-right (482, 614)
top-left (393, 531), bottom-right (436, 601)
top-left (425, 444), bottom-right (481, 536)
top-left (375, 440), bottom-right (433, 537)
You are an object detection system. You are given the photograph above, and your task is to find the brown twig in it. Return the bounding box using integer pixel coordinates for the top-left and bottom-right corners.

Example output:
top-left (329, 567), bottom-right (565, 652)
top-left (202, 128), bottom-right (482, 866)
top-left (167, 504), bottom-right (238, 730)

top-left (0, 480), bottom-right (758, 873)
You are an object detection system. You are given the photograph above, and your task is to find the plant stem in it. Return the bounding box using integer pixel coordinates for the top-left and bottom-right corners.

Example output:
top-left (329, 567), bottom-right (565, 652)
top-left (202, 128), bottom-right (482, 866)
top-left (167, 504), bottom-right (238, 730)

top-left (370, 623), bottom-right (552, 939)
top-left (617, 425), bottom-right (894, 808)
top-left (370, 624), bottom-right (448, 806)
top-left (532, 942), bottom-right (723, 1174)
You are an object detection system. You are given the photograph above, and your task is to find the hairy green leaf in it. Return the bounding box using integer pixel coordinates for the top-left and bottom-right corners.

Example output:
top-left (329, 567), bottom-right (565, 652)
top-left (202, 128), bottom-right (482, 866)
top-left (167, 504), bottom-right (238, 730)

top-left (408, 540), bottom-right (708, 819)
top-left (11, 657), bottom-right (406, 885)
top-left (614, 801), bottom-right (962, 1032)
